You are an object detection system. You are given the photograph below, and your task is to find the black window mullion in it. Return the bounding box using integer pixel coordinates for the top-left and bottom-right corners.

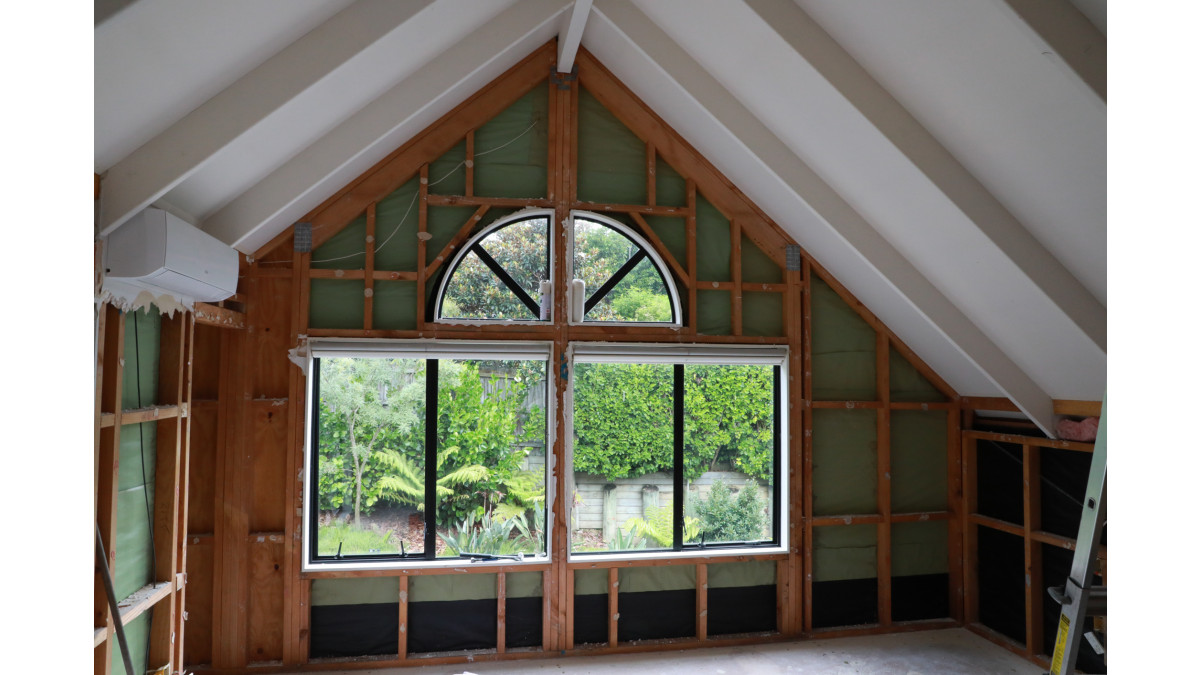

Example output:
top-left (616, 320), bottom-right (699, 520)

top-left (584, 249), bottom-right (648, 314)
top-left (673, 363), bottom-right (684, 551)
top-left (309, 358), bottom-right (322, 563)
top-left (471, 243), bottom-right (541, 318)
top-left (772, 365), bottom-right (782, 544)
top-left (424, 359), bottom-right (439, 559)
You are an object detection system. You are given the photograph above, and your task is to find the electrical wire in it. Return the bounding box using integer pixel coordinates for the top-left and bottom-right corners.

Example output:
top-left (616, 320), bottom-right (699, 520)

top-left (261, 119), bottom-right (541, 265)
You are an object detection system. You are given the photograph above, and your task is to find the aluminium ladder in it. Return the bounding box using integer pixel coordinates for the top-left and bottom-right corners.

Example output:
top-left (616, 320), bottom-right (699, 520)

top-left (1047, 396), bottom-right (1107, 675)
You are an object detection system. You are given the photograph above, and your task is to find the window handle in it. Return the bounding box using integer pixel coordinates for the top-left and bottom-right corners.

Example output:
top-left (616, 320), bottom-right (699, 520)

top-left (570, 279), bottom-right (586, 323)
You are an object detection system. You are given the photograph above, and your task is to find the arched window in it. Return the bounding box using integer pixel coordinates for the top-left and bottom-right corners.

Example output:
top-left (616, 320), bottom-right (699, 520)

top-left (569, 212), bottom-right (681, 326)
top-left (435, 210), bottom-right (553, 323)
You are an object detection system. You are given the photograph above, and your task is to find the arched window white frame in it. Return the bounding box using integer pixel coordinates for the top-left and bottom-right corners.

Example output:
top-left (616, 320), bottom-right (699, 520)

top-left (434, 209), bottom-right (555, 325)
top-left (568, 211), bottom-right (682, 328)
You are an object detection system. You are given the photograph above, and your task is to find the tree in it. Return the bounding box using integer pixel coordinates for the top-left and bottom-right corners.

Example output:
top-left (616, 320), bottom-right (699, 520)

top-left (319, 358), bottom-right (424, 525)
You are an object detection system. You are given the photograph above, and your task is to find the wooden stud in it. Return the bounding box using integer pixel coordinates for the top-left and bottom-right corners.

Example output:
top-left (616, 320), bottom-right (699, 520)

top-left (194, 302), bottom-right (247, 329)
top-left (686, 179), bottom-right (697, 334)
top-left (497, 572), bottom-right (507, 654)
top-left (964, 429), bottom-right (1093, 454)
top-left (416, 164), bottom-right (429, 330)
top-left (732, 219), bottom-right (742, 336)
top-left (1052, 399), bottom-right (1103, 417)
top-left (608, 567), bottom-right (619, 647)
top-left (427, 194), bottom-right (553, 208)
top-left (398, 574), bottom-right (409, 660)
top-left (696, 563), bottom-right (707, 641)
top-left (801, 258), bottom-right (815, 635)
top-left (947, 400), bottom-right (965, 623)
top-left (551, 568), bottom-right (560, 651)
top-left (364, 203), bottom-right (376, 330)
top-left (173, 313), bottom-right (196, 671)
top-left (963, 435), bottom-right (979, 625)
top-left (95, 304), bottom-right (125, 675)
top-left (629, 212), bottom-right (688, 286)
top-left (422, 204), bottom-right (491, 281)
top-left (1023, 444), bottom-right (1044, 657)
top-left (465, 130), bottom-right (475, 198)
top-left (646, 142), bottom-right (656, 207)
top-left (876, 331), bottom-right (892, 627)
top-left (283, 247), bottom-right (309, 666)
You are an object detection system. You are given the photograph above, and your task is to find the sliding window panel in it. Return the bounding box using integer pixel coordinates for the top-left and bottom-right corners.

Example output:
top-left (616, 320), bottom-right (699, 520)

top-left (435, 358), bottom-right (547, 558)
top-left (571, 362), bottom-right (675, 553)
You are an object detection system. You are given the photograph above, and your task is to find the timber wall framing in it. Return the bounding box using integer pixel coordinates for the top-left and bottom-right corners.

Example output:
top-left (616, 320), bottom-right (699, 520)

top-left (94, 300), bottom-right (195, 674)
top-left (176, 40), bottom-right (1098, 673)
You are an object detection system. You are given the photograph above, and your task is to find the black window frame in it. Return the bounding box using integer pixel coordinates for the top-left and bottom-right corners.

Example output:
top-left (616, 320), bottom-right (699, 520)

top-left (305, 344), bottom-right (552, 568)
top-left (568, 347), bottom-right (786, 558)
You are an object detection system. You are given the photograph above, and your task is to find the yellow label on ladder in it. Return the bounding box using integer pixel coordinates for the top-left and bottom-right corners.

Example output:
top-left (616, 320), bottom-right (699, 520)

top-left (1050, 614), bottom-right (1071, 674)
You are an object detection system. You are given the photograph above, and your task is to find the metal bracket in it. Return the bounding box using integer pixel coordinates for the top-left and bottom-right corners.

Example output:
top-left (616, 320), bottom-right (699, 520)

top-left (552, 65), bottom-right (579, 90)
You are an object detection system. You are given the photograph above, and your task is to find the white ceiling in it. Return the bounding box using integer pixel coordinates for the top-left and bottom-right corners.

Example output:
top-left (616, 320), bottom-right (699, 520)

top-left (94, 0), bottom-right (1106, 435)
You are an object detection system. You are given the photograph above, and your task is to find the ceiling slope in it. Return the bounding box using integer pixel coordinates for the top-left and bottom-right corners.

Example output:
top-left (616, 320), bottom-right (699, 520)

top-left (94, 0), bottom-right (1105, 435)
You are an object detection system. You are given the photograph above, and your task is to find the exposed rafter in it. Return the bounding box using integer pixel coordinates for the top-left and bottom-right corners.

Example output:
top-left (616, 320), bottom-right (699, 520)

top-left (557, 0), bottom-right (593, 73)
top-left (1002, 0), bottom-right (1106, 102)
top-left (589, 0), bottom-right (1059, 434)
top-left (99, 0), bottom-right (439, 236)
top-left (203, 0), bottom-right (568, 255)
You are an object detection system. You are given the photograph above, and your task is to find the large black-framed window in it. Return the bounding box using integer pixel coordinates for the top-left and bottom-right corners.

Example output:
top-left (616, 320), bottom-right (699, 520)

top-left (568, 344), bottom-right (785, 557)
top-left (306, 341), bottom-right (552, 567)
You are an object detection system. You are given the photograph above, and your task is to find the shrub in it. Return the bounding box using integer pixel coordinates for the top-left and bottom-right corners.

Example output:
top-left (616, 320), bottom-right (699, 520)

top-left (693, 479), bottom-right (766, 543)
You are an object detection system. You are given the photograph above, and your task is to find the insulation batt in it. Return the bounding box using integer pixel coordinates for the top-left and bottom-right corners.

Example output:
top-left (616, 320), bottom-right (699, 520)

top-left (1055, 416), bottom-right (1099, 442)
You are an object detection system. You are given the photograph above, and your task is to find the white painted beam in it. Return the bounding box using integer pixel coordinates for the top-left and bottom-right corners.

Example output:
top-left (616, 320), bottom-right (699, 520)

top-left (98, 0), bottom-right (437, 236)
top-left (203, 0), bottom-right (570, 254)
top-left (590, 0), bottom-right (1059, 433)
top-left (558, 0), bottom-right (593, 73)
top-left (743, 0), bottom-right (1105, 355)
top-left (1001, 0), bottom-right (1106, 101)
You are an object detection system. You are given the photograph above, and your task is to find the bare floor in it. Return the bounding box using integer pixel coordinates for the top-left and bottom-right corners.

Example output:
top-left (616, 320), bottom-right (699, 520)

top-left (314, 629), bottom-right (1042, 675)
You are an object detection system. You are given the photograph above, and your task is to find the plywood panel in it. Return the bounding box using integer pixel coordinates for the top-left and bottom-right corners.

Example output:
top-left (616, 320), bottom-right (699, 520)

top-left (191, 324), bottom-right (223, 400)
top-left (249, 401), bottom-right (289, 533)
top-left (250, 277), bottom-right (293, 399)
top-left (187, 404), bottom-right (218, 534)
top-left (247, 537), bottom-right (286, 662)
top-left (184, 538), bottom-right (214, 667)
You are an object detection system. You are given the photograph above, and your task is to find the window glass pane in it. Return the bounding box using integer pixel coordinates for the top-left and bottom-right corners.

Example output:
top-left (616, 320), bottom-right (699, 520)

top-left (440, 217), bottom-right (549, 321)
top-left (574, 218), bottom-right (673, 323)
top-left (434, 359), bottom-right (547, 557)
top-left (316, 358), bottom-right (427, 557)
top-left (571, 362), bottom-right (675, 553)
top-left (683, 364), bottom-right (775, 545)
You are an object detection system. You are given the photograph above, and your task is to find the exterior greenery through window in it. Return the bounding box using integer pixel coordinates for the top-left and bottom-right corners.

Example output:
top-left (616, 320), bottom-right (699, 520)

top-left (438, 214), bottom-right (551, 322)
top-left (570, 351), bottom-right (782, 555)
top-left (572, 216), bottom-right (677, 323)
top-left (309, 349), bottom-right (548, 564)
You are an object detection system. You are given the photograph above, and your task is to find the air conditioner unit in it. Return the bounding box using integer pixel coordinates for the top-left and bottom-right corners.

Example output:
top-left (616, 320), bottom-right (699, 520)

top-left (105, 207), bottom-right (238, 303)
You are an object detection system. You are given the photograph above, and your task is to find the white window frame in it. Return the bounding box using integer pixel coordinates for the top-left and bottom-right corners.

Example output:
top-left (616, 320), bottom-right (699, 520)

top-left (433, 208), bottom-right (556, 326)
top-left (302, 338), bottom-right (556, 572)
top-left (565, 342), bottom-right (789, 562)
top-left (568, 211), bottom-right (683, 329)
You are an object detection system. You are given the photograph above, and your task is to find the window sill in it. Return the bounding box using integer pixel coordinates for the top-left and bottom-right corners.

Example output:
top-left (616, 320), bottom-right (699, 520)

top-left (301, 555), bottom-right (553, 577)
top-left (567, 546), bottom-right (789, 567)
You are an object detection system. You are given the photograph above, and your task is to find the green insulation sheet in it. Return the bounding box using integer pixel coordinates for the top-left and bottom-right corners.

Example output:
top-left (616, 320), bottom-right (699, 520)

top-left (578, 87), bottom-right (646, 205)
top-left (889, 346), bottom-right (947, 402)
top-left (312, 213), bottom-right (367, 271)
top-left (473, 87), bottom-right (548, 199)
top-left (618, 565), bottom-right (695, 593)
top-left (891, 521), bottom-right (949, 577)
top-left (708, 560), bottom-right (776, 588)
top-left (813, 524), bottom-right (877, 582)
top-left (311, 577), bottom-right (399, 607)
top-left (890, 410), bottom-right (949, 513)
top-left (695, 195), bottom-right (731, 282)
top-left (110, 612), bottom-right (151, 675)
top-left (743, 291), bottom-right (783, 337)
top-left (375, 177), bottom-right (421, 272)
top-left (575, 568), bottom-right (608, 596)
top-left (116, 308), bottom-right (160, 601)
top-left (742, 235), bottom-right (782, 284)
top-left (697, 289), bottom-right (731, 335)
top-left (811, 408), bottom-right (877, 516)
top-left (655, 154), bottom-right (687, 207)
top-left (810, 276), bottom-right (875, 400)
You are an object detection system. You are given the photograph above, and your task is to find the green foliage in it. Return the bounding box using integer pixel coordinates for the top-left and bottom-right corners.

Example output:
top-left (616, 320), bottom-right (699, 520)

top-left (317, 522), bottom-right (397, 556)
top-left (624, 500), bottom-right (699, 548)
top-left (442, 218), bottom-right (549, 320)
top-left (575, 220), bottom-right (673, 322)
top-left (611, 286), bottom-right (672, 322)
top-left (438, 511), bottom-right (541, 556)
top-left (317, 357), bottom-right (547, 528)
top-left (606, 526), bottom-right (646, 551)
top-left (691, 479), bottom-right (767, 543)
top-left (573, 363), bottom-right (775, 482)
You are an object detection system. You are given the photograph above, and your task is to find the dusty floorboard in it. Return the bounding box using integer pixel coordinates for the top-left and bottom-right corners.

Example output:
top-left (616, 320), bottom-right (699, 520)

top-left (307, 628), bottom-right (1041, 675)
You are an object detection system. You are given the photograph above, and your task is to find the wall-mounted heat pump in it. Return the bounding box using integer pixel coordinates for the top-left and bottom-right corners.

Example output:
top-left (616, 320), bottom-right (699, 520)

top-left (104, 207), bottom-right (238, 302)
